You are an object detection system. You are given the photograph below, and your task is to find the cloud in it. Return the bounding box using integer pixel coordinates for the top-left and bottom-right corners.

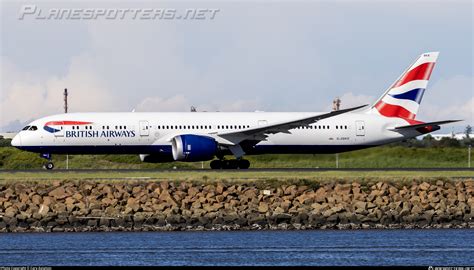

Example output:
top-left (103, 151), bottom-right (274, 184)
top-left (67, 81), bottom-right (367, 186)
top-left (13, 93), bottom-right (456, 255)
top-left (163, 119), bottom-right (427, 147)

top-left (1, 1), bottom-right (472, 132)
top-left (418, 75), bottom-right (474, 124)
top-left (135, 94), bottom-right (262, 112)
top-left (135, 95), bottom-right (191, 112)
top-left (0, 54), bottom-right (116, 131)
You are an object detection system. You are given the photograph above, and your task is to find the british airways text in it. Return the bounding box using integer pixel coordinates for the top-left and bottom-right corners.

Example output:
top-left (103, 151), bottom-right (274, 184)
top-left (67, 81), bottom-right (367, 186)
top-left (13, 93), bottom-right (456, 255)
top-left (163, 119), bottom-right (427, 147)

top-left (65, 130), bottom-right (136, 138)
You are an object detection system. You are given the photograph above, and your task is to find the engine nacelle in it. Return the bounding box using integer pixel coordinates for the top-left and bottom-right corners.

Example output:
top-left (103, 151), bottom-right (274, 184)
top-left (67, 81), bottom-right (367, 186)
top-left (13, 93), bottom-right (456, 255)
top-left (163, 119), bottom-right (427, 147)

top-left (171, 134), bottom-right (218, 162)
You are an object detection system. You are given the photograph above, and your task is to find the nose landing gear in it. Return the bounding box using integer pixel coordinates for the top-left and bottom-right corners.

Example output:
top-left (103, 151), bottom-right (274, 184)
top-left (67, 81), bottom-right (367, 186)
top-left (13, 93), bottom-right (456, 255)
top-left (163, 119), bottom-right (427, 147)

top-left (40, 153), bottom-right (54, 170)
top-left (44, 162), bottom-right (55, 170)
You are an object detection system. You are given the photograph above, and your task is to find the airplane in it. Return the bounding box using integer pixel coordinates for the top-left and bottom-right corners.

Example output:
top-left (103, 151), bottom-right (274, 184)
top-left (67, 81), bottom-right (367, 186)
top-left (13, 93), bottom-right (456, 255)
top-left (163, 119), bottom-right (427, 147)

top-left (11, 52), bottom-right (460, 170)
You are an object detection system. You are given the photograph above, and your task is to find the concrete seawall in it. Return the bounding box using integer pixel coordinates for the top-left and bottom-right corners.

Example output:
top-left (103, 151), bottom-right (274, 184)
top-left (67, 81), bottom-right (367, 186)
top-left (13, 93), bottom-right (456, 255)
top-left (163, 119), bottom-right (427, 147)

top-left (1, 179), bottom-right (473, 232)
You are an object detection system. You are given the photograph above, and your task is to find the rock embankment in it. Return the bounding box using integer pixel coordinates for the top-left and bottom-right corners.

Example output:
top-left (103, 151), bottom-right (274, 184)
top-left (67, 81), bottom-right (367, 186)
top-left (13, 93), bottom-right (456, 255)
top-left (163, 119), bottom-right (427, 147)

top-left (1, 179), bottom-right (473, 232)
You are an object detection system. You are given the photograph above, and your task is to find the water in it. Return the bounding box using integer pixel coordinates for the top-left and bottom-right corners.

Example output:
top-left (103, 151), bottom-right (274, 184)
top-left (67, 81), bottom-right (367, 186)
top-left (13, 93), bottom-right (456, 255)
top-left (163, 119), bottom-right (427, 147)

top-left (1, 229), bottom-right (473, 266)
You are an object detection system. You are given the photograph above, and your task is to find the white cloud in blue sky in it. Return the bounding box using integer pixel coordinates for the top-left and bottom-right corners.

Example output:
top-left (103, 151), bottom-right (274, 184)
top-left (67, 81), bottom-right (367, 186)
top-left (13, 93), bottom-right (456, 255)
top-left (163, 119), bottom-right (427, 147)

top-left (1, 0), bottom-right (472, 132)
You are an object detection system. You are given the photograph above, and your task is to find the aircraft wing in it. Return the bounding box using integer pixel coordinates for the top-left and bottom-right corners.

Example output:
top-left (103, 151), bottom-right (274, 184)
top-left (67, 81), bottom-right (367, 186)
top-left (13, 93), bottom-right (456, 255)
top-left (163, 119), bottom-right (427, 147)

top-left (214, 104), bottom-right (368, 146)
top-left (390, 120), bottom-right (462, 131)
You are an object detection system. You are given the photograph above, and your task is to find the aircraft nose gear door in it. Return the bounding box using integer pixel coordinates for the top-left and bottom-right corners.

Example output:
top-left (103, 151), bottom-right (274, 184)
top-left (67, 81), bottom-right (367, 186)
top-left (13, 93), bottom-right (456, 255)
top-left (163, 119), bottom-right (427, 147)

top-left (355, 120), bottom-right (365, 136)
top-left (139, 121), bottom-right (149, 136)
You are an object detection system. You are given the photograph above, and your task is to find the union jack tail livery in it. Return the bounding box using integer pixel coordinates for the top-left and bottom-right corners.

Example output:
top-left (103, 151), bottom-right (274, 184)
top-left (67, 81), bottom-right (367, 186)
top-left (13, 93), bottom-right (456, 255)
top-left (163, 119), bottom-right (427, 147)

top-left (371, 52), bottom-right (439, 120)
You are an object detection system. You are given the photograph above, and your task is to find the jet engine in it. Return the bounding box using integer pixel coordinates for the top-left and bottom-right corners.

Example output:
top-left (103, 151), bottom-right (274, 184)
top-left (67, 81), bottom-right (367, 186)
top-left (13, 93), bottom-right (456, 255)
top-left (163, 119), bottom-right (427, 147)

top-left (171, 134), bottom-right (218, 162)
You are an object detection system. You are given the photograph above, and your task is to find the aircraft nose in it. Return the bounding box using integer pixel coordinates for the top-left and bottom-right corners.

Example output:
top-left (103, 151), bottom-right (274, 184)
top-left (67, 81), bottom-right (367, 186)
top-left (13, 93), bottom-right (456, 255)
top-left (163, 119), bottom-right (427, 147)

top-left (11, 133), bottom-right (21, 147)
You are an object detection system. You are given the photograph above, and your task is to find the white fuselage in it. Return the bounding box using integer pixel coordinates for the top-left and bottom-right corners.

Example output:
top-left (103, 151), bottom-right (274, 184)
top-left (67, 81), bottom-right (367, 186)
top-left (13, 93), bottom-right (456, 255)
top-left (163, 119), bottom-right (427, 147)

top-left (12, 111), bottom-right (420, 160)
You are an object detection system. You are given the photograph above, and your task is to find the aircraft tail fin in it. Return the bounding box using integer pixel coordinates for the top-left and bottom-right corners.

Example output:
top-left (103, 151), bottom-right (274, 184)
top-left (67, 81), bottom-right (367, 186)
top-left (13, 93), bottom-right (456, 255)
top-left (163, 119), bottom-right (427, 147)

top-left (369, 52), bottom-right (439, 120)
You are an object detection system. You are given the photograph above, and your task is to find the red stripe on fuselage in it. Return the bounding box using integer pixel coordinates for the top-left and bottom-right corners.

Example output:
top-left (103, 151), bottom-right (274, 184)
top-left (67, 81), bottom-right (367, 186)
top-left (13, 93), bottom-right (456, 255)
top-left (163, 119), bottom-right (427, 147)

top-left (392, 62), bottom-right (435, 89)
top-left (45, 121), bottom-right (93, 126)
top-left (375, 101), bottom-right (416, 120)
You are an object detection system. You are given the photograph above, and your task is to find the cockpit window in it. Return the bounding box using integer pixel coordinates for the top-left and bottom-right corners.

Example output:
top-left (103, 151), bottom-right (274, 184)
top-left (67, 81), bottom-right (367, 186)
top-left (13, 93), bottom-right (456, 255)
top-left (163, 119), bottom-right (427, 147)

top-left (22, 126), bottom-right (30, 131)
top-left (29, 126), bottom-right (38, 131)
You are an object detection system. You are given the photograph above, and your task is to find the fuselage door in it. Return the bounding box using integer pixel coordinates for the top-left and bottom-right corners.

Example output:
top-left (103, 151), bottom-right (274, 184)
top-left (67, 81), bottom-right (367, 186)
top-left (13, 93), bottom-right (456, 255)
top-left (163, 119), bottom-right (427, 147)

top-left (355, 120), bottom-right (365, 136)
top-left (139, 121), bottom-right (149, 136)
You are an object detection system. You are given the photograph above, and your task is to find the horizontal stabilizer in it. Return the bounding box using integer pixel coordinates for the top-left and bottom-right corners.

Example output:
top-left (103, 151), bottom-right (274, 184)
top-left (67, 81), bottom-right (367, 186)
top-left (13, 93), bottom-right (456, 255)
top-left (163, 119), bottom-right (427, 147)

top-left (392, 120), bottom-right (462, 130)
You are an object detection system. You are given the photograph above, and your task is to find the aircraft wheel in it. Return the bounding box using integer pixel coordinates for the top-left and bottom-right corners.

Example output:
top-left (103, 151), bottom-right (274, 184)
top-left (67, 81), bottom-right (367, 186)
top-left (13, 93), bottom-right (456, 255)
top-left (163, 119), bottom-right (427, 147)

top-left (222, 160), bottom-right (239, 169)
top-left (210, 160), bottom-right (222, 169)
top-left (44, 162), bottom-right (54, 170)
top-left (238, 159), bottom-right (250, 169)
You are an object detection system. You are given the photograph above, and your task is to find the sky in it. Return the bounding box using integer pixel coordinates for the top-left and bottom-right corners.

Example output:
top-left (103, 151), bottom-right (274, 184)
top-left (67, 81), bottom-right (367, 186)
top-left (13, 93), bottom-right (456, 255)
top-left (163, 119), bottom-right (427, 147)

top-left (1, 0), bottom-right (472, 133)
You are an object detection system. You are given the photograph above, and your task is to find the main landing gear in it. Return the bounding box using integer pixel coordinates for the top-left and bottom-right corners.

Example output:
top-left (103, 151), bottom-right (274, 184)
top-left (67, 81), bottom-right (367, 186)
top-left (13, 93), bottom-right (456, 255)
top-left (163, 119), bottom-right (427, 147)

top-left (40, 153), bottom-right (54, 170)
top-left (210, 159), bottom-right (250, 169)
